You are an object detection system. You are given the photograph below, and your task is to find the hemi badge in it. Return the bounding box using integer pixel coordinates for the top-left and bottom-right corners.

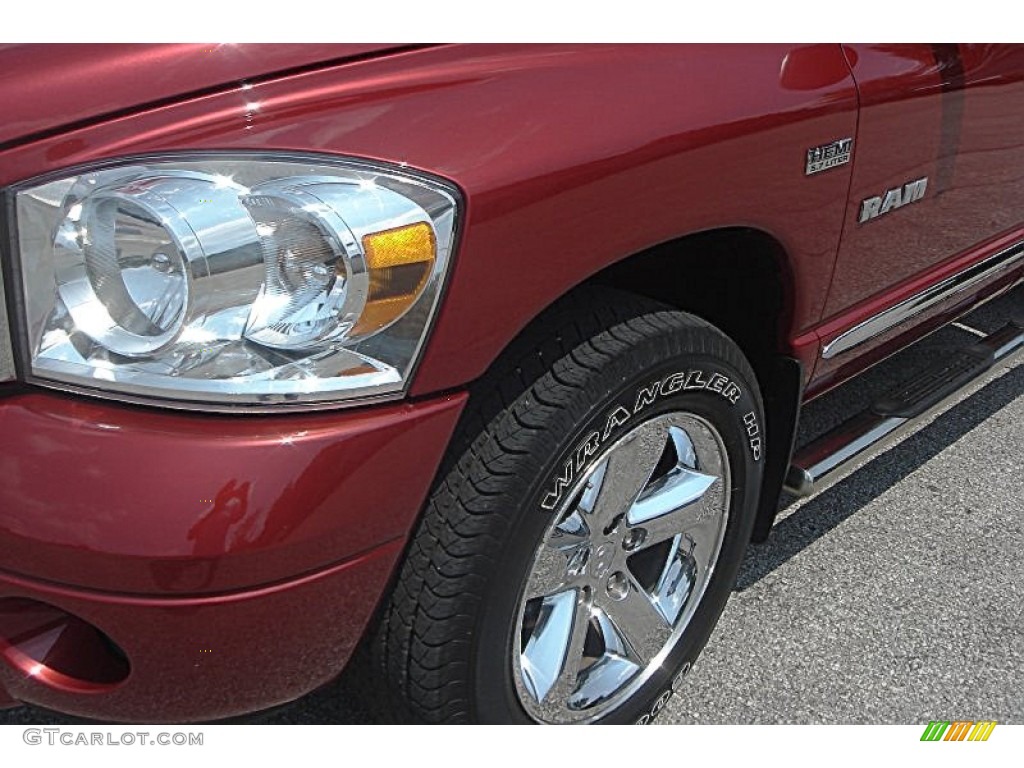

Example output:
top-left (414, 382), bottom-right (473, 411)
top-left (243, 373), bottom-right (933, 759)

top-left (806, 138), bottom-right (853, 176)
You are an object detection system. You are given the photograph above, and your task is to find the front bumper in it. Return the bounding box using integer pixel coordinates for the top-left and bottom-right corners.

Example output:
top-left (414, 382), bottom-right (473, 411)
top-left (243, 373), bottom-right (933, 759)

top-left (0, 389), bottom-right (466, 721)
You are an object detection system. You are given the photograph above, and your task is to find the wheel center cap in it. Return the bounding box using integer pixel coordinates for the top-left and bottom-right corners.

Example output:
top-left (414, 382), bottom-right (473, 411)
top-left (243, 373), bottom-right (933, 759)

top-left (592, 541), bottom-right (616, 578)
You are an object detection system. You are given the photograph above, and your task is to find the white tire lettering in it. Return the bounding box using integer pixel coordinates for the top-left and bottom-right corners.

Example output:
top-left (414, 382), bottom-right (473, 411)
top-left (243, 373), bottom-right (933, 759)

top-left (543, 368), bottom-right (754, 509)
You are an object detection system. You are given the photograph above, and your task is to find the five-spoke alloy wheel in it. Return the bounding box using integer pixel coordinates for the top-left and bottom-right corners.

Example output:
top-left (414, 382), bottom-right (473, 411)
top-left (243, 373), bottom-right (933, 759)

top-left (515, 413), bottom-right (730, 723)
top-left (375, 289), bottom-right (765, 724)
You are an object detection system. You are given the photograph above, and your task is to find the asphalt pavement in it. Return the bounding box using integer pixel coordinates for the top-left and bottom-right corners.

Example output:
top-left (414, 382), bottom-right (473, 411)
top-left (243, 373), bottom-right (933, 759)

top-left (2, 286), bottom-right (1021, 726)
top-left (668, 285), bottom-right (1024, 724)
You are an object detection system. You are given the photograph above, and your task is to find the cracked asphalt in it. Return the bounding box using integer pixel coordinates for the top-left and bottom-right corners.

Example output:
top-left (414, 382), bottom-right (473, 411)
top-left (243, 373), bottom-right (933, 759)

top-left (2, 287), bottom-right (1021, 726)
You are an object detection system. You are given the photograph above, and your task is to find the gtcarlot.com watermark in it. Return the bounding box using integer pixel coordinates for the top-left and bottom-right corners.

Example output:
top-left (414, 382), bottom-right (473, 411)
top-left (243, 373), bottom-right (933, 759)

top-left (23, 728), bottom-right (203, 747)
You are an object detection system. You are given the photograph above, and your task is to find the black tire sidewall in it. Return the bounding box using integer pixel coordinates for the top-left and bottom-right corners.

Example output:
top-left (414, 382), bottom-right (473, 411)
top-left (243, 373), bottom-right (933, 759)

top-left (472, 344), bottom-right (765, 724)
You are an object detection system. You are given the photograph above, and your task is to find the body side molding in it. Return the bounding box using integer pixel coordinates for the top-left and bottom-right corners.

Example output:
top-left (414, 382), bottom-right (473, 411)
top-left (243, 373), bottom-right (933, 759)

top-left (822, 241), bottom-right (1024, 359)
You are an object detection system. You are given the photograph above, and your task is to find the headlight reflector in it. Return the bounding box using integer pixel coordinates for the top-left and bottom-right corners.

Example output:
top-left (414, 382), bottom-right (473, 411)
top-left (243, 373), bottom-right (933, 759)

top-left (14, 156), bottom-right (459, 408)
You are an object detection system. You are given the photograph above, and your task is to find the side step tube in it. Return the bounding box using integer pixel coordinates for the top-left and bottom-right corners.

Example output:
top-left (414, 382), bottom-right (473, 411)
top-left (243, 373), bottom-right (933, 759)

top-left (785, 321), bottom-right (1024, 497)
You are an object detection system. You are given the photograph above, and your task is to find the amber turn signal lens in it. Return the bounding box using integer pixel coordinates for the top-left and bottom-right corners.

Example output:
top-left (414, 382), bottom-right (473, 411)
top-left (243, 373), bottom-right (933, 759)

top-left (356, 222), bottom-right (436, 334)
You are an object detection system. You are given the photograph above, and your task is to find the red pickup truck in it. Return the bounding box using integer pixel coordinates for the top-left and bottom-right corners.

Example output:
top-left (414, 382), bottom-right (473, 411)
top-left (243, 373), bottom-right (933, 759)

top-left (0, 44), bottom-right (1021, 725)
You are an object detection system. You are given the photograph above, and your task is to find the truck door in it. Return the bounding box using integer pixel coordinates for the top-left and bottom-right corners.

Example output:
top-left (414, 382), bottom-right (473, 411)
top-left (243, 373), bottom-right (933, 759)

top-left (816, 44), bottom-right (1024, 383)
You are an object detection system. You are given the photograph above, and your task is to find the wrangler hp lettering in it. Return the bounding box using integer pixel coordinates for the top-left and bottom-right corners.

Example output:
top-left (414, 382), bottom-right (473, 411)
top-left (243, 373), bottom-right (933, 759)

top-left (1, 42), bottom-right (1020, 728)
top-left (541, 368), bottom-right (747, 510)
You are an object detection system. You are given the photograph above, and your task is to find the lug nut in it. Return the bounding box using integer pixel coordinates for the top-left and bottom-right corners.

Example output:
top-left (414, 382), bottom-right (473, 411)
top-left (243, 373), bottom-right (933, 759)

top-left (622, 528), bottom-right (647, 551)
top-left (606, 571), bottom-right (629, 601)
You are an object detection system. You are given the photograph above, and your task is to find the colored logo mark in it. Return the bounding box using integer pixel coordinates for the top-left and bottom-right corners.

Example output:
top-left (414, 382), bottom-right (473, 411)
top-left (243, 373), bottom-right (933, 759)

top-left (920, 720), bottom-right (997, 741)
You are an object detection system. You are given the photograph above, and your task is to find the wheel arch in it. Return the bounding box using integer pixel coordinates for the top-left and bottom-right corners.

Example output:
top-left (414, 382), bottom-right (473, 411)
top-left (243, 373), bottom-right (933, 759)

top-left (584, 227), bottom-right (804, 542)
top-left (586, 227), bottom-right (795, 382)
top-left (452, 226), bottom-right (805, 542)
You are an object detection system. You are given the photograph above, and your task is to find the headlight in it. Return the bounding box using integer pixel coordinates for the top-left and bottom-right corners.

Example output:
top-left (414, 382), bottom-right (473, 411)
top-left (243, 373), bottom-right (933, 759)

top-left (12, 155), bottom-right (459, 409)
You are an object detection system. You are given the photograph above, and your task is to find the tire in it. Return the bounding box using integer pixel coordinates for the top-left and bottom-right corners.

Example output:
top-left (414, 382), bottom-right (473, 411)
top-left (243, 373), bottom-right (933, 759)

top-left (374, 287), bottom-right (765, 724)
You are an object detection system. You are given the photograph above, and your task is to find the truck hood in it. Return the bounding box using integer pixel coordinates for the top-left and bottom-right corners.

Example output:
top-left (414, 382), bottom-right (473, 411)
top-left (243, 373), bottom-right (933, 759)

top-left (0, 44), bottom-right (413, 148)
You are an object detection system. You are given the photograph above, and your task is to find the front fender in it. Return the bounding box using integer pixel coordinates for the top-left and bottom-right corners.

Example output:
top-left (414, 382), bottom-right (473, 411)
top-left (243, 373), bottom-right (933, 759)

top-left (0, 43), bottom-right (857, 398)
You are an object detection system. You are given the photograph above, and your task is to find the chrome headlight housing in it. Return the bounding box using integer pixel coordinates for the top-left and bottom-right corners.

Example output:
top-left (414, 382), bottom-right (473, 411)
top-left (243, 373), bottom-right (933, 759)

top-left (11, 154), bottom-right (460, 409)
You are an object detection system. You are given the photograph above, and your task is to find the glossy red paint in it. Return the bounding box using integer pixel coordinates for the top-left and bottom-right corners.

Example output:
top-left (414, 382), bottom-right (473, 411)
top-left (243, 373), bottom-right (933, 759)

top-left (0, 598), bottom-right (131, 693)
top-left (812, 43), bottom-right (1024, 389)
top-left (0, 44), bottom-right (858, 394)
top-left (810, 228), bottom-right (1024, 397)
top-left (0, 540), bottom-right (401, 722)
top-left (0, 44), bottom-right (415, 148)
top-left (1, 44), bottom-right (1023, 722)
top-left (0, 392), bottom-right (466, 594)
top-left (826, 44), bottom-right (1024, 318)
top-left (824, 44), bottom-right (947, 317)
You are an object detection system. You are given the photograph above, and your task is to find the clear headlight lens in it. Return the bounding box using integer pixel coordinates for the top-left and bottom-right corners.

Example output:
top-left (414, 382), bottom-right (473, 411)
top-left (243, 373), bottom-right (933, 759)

top-left (14, 156), bottom-right (459, 408)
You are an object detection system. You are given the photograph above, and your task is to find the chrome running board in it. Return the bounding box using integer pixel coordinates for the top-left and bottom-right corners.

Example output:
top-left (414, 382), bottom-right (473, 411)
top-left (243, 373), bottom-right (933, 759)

top-left (786, 321), bottom-right (1024, 497)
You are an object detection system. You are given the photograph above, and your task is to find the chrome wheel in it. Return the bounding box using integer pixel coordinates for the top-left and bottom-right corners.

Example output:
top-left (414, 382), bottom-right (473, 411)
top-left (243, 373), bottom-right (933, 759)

top-left (513, 412), bottom-right (731, 723)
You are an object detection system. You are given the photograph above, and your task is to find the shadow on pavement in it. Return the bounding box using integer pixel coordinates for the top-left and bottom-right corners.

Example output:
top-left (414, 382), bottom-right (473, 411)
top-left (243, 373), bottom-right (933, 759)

top-left (737, 353), bottom-right (1023, 592)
